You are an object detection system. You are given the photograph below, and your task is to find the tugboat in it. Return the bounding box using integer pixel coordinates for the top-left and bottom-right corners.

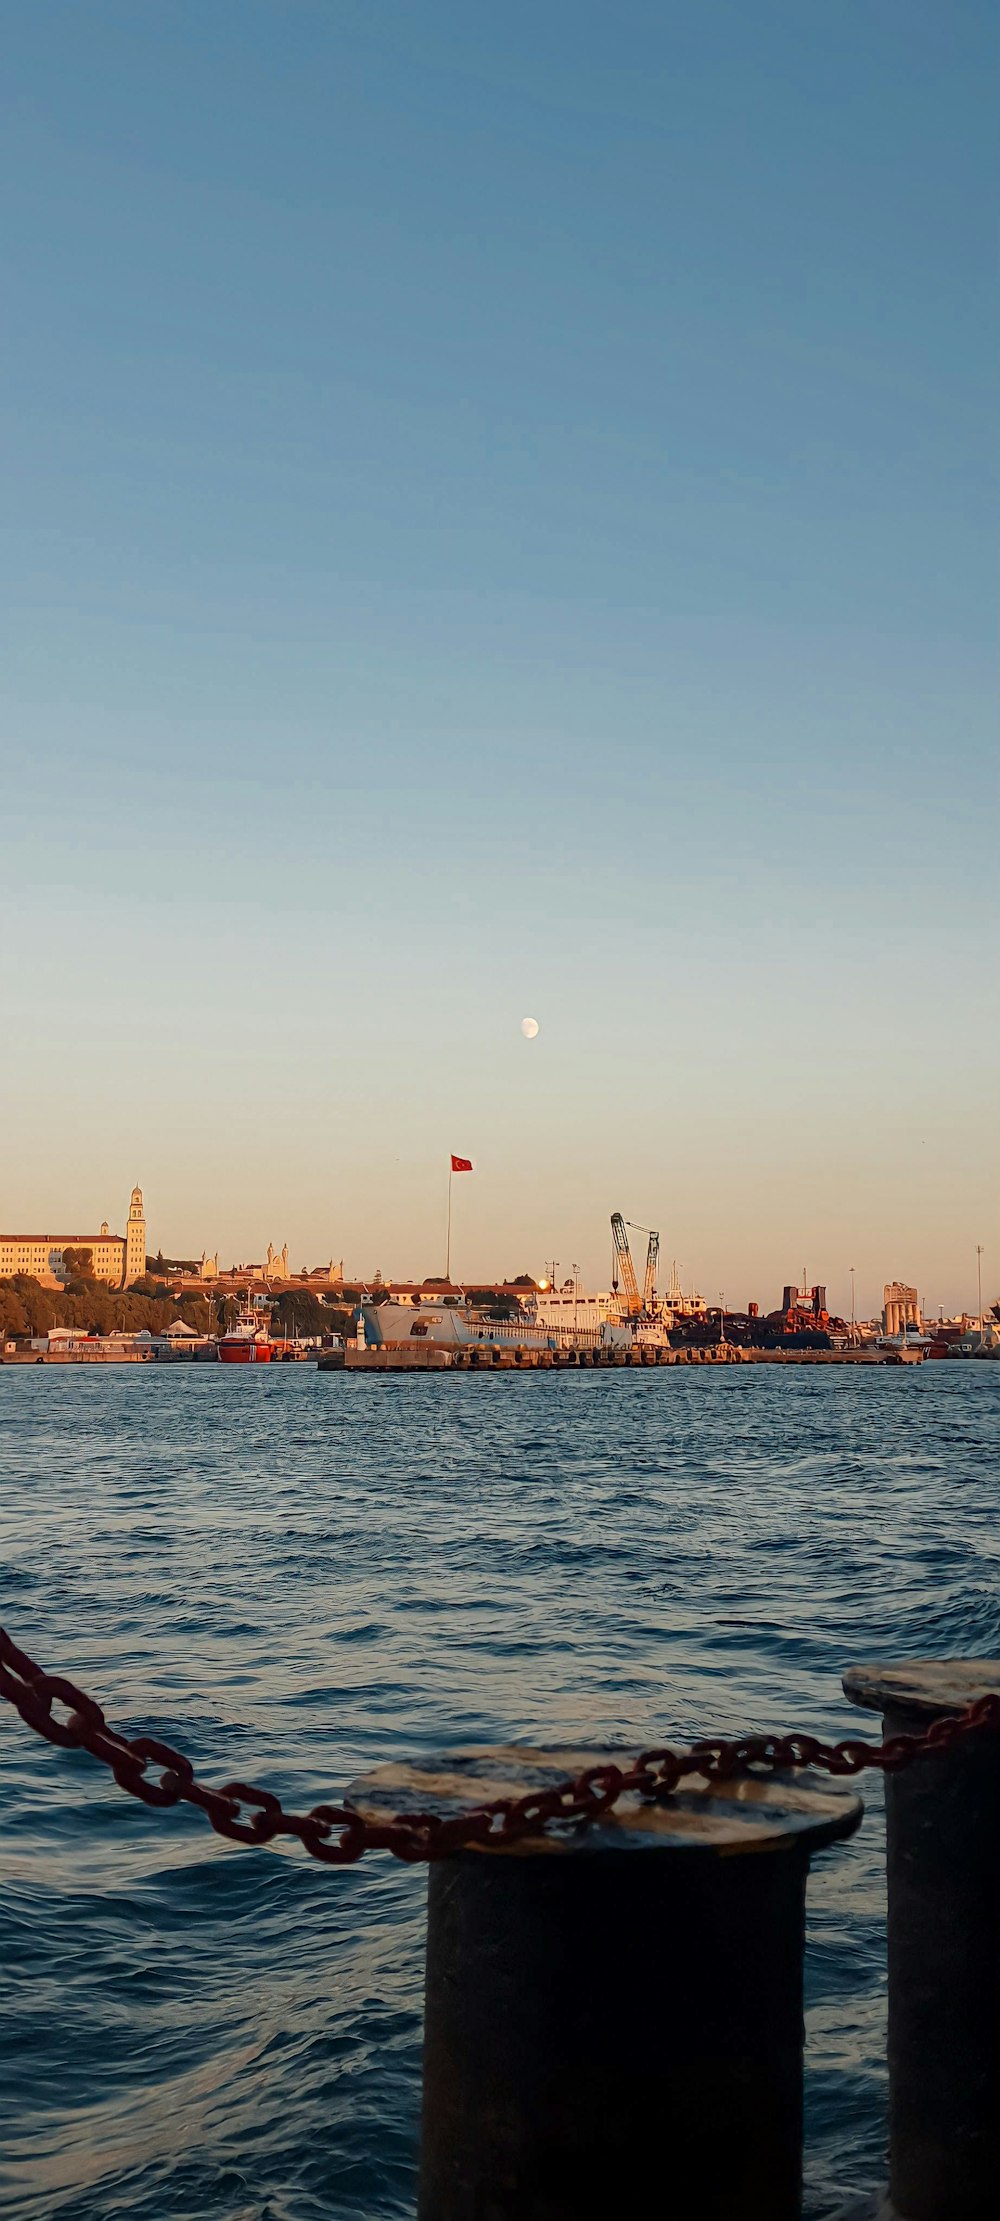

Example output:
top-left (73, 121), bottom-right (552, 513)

top-left (218, 1295), bottom-right (273, 1365)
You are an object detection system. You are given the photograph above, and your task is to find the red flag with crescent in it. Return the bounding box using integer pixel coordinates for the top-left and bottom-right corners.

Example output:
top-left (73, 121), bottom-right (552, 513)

top-left (450, 1155), bottom-right (473, 1172)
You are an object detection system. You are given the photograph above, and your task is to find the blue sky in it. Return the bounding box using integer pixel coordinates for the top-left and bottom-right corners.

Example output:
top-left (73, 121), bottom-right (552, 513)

top-left (2, 0), bottom-right (996, 1311)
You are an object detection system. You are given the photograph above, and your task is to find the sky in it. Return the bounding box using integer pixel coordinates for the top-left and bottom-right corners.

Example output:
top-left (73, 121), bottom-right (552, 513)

top-left (1, 0), bottom-right (996, 1316)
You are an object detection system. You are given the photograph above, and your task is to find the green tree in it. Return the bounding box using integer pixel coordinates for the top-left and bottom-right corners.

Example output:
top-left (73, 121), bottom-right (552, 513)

top-left (467, 1289), bottom-right (518, 1318)
top-left (63, 1247), bottom-right (94, 1279)
top-left (270, 1290), bottom-right (330, 1339)
top-left (323, 1309), bottom-right (356, 1339)
top-left (8, 1277), bottom-right (58, 1335)
top-left (177, 1293), bottom-right (215, 1335)
top-left (0, 1286), bottom-right (28, 1338)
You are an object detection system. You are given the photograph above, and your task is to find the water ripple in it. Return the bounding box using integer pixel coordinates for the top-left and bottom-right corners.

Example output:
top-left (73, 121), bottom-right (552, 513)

top-left (1, 1363), bottom-right (997, 2217)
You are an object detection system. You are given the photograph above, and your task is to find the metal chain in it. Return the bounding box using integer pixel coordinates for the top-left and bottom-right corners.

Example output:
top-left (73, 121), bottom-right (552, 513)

top-left (3, 1624), bottom-right (999, 1867)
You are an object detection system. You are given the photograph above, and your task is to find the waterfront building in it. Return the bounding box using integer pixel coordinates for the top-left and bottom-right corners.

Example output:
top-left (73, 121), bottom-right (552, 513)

top-left (212, 1244), bottom-right (290, 1285)
top-left (0, 1187), bottom-right (146, 1290)
top-left (167, 1256), bottom-right (345, 1294)
top-left (883, 1282), bottom-right (921, 1337)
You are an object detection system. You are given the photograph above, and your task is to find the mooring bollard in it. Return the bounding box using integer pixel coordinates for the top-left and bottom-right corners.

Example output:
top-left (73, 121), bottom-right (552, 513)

top-left (844, 1660), bottom-right (1000, 2221)
top-left (347, 1746), bottom-right (862, 2221)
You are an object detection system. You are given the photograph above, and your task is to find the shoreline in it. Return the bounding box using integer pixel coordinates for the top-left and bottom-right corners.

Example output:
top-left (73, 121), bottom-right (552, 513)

top-left (1, 1345), bottom-right (980, 1371)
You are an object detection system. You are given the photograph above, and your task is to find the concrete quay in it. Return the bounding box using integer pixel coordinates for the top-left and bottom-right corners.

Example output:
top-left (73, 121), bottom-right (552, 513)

top-left (318, 1343), bottom-right (901, 1374)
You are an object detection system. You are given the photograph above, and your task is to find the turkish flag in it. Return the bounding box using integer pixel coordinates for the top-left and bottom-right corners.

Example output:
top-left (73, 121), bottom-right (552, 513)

top-left (450, 1155), bottom-right (473, 1172)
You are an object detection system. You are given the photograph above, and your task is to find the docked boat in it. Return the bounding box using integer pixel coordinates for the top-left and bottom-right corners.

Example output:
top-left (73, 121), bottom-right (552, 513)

top-left (875, 1328), bottom-right (930, 1364)
top-left (361, 1288), bottom-right (633, 1356)
top-left (218, 1297), bottom-right (273, 1365)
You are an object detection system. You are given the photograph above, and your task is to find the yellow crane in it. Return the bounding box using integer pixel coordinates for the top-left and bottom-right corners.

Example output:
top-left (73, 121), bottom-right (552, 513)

top-left (610, 1214), bottom-right (660, 1317)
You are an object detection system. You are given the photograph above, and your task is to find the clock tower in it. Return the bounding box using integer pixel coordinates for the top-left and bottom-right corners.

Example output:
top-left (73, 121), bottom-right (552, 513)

top-left (125, 1186), bottom-right (146, 1286)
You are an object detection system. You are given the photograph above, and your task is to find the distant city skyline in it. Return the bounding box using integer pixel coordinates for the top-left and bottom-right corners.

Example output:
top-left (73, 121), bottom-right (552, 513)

top-left (0, 1171), bottom-right (992, 1323)
top-left (2, 4), bottom-right (996, 1316)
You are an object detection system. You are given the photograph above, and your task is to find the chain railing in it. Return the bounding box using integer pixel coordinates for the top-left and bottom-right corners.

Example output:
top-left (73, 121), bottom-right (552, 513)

top-left (3, 1623), bottom-right (1000, 1866)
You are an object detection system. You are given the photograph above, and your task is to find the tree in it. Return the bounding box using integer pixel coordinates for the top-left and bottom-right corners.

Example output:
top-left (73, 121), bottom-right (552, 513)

top-left (63, 1247), bottom-right (94, 1280)
top-left (7, 1276), bottom-right (58, 1335)
top-left (468, 1290), bottom-right (518, 1319)
top-left (269, 1290), bottom-right (330, 1339)
top-left (177, 1294), bottom-right (215, 1335)
top-left (0, 1275), bottom-right (217, 1341)
top-left (0, 1286), bottom-right (28, 1338)
top-left (322, 1309), bottom-right (356, 1340)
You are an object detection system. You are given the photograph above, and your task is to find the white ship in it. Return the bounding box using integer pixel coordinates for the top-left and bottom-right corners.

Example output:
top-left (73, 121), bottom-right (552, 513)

top-left (533, 1284), bottom-right (676, 1348)
top-left (361, 1288), bottom-right (634, 1355)
top-left (360, 1223), bottom-right (700, 1359)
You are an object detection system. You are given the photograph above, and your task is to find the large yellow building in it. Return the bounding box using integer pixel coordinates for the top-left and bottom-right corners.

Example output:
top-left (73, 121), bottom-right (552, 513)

top-left (882, 1281), bottom-right (920, 1336)
top-left (0, 1187), bottom-right (146, 1290)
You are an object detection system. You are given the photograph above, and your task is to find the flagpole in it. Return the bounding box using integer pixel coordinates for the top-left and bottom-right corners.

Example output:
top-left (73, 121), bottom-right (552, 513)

top-left (446, 1163), bottom-right (452, 1282)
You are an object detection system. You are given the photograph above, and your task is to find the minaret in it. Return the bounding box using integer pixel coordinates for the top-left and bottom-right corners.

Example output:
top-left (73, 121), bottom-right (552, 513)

top-left (125, 1186), bottom-right (146, 1286)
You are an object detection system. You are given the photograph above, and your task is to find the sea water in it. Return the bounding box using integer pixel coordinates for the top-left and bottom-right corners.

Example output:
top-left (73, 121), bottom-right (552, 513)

top-left (1, 1363), bottom-right (998, 2219)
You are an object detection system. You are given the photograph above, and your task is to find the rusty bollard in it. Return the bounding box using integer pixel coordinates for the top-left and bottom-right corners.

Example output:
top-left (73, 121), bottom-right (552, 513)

top-left (844, 1661), bottom-right (1000, 2221)
top-left (347, 1746), bottom-right (862, 2221)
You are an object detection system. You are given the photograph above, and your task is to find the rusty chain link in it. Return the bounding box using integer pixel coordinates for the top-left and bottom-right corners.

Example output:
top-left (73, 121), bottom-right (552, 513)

top-left (3, 1624), bottom-right (1000, 1867)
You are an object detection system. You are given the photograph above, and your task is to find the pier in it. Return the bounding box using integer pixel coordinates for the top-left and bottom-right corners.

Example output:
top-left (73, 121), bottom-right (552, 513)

top-left (318, 1342), bottom-right (909, 1373)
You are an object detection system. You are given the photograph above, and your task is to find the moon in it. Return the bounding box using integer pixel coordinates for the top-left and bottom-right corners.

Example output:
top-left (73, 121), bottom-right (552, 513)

top-left (521, 1017), bottom-right (540, 1039)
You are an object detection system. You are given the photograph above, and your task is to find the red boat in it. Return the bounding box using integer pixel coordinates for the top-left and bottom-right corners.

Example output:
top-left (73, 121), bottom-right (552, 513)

top-left (218, 1296), bottom-right (273, 1365)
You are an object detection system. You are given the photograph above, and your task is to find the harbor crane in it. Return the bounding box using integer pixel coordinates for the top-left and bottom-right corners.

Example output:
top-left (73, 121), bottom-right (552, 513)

top-left (610, 1213), bottom-right (660, 1317)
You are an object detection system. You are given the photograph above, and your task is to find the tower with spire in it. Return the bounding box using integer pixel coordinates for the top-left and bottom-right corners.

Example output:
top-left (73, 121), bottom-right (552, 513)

top-left (125, 1186), bottom-right (146, 1285)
